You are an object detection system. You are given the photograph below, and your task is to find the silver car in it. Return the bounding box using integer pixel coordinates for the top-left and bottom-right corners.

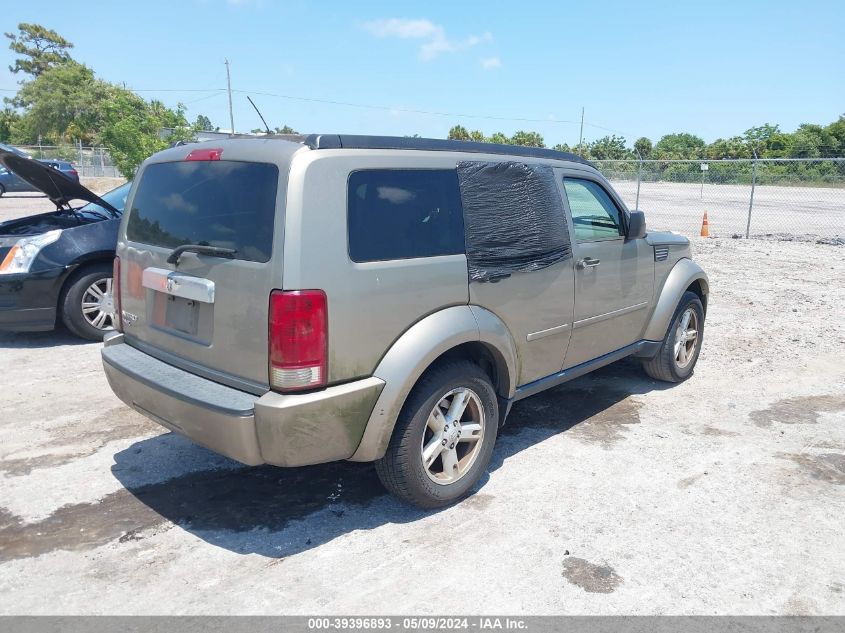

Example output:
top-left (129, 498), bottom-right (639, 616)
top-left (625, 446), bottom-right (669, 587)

top-left (101, 135), bottom-right (708, 508)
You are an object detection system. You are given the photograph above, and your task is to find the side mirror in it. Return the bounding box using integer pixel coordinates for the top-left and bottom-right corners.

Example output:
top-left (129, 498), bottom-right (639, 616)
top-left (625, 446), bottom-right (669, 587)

top-left (626, 210), bottom-right (647, 240)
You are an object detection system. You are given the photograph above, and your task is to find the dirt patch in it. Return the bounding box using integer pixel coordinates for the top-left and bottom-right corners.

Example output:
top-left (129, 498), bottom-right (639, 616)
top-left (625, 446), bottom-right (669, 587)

top-left (0, 491), bottom-right (163, 563)
top-left (677, 472), bottom-right (708, 489)
top-left (0, 460), bottom-right (384, 562)
top-left (79, 177), bottom-right (127, 194)
top-left (750, 395), bottom-right (845, 428)
top-left (561, 557), bottom-right (623, 593)
top-left (460, 493), bottom-right (494, 510)
top-left (700, 425), bottom-right (740, 437)
top-left (779, 452), bottom-right (845, 485)
top-left (1, 408), bottom-right (158, 477)
top-left (506, 382), bottom-right (642, 448)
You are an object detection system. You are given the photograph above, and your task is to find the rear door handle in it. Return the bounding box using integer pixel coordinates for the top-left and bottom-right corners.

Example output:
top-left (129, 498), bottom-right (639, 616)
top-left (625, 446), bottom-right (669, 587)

top-left (576, 257), bottom-right (601, 269)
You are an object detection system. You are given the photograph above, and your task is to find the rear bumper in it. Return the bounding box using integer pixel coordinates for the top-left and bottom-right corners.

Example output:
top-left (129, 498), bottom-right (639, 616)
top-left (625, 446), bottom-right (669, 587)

top-left (101, 334), bottom-right (385, 467)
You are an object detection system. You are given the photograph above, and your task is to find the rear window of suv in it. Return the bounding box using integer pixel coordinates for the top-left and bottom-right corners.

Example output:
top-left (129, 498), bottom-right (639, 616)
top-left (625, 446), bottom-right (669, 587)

top-left (347, 169), bottom-right (465, 262)
top-left (127, 161), bottom-right (279, 262)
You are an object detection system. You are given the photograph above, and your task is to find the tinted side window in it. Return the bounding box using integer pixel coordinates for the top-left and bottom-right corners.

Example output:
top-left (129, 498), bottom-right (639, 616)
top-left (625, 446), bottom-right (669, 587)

top-left (347, 169), bottom-right (465, 262)
top-left (563, 178), bottom-right (623, 241)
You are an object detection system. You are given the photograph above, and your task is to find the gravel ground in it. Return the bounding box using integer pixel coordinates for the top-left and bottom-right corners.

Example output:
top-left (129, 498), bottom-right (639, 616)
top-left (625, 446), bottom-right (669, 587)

top-left (0, 194), bottom-right (843, 615)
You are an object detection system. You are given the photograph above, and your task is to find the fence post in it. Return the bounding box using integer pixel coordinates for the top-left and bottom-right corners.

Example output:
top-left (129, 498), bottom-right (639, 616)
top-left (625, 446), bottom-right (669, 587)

top-left (745, 151), bottom-right (758, 238)
top-left (635, 151), bottom-right (643, 210)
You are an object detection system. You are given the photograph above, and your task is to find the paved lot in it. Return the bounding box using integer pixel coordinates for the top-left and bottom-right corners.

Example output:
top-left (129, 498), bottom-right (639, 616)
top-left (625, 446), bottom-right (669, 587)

top-left (0, 195), bottom-right (843, 615)
top-left (611, 180), bottom-right (845, 239)
top-left (0, 178), bottom-right (125, 224)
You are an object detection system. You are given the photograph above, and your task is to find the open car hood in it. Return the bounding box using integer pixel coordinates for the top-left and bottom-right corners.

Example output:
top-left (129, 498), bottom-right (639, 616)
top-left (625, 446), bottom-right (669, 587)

top-left (0, 149), bottom-right (119, 215)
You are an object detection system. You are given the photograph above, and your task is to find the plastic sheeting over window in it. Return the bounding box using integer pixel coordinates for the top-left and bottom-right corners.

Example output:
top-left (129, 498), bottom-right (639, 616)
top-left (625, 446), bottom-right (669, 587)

top-left (457, 161), bottom-right (572, 282)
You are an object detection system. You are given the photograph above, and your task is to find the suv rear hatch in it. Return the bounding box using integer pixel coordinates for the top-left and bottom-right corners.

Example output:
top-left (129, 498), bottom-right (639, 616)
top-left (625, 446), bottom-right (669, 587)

top-left (118, 141), bottom-right (299, 393)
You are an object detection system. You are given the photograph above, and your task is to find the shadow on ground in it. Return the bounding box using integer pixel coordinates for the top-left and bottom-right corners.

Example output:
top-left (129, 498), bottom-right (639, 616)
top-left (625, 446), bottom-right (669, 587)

top-left (0, 328), bottom-right (91, 349)
top-left (0, 358), bottom-right (671, 563)
top-left (107, 358), bottom-right (668, 558)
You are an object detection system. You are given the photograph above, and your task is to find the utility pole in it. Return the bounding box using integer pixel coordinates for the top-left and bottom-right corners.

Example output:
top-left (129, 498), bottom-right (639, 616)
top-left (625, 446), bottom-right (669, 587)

top-left (225, 59), bottom-right (235, 134)
top-left (746, 149), bottom-right (758, 239)
top-left (578, 106), bottom-right (585, 155)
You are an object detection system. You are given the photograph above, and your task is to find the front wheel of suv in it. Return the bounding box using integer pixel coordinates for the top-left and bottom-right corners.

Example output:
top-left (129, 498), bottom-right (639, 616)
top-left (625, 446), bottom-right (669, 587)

top-left (642, 290), bottom-right (705, 382)
top-left (375, 360), bottom-right (499, 509)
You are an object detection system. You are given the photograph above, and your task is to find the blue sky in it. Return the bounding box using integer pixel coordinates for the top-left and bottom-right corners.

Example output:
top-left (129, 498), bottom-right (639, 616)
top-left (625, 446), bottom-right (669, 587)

top-left (2, 0), bottom-right (843, 146)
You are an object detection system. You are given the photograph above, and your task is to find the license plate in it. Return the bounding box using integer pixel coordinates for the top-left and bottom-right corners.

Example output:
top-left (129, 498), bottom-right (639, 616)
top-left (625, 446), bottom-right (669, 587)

top-left (159, 294), bottom-right (199, 336)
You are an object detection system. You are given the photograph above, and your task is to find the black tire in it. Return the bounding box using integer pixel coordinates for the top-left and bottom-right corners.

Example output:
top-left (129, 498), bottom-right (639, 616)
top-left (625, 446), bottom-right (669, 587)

top-left (375, 360), bottom-right (499, 509)
top-left (59, 263), bottom-right (115, 341)
top-left (0, 184), bottom-right (5, 197)
top-left (642, 290), bottom-right (705, 382)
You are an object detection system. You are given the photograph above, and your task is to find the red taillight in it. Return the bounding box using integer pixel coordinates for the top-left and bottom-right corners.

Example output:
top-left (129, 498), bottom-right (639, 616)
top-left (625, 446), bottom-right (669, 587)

top-left (185, 148), bottom-right (223, 161)
top-left (113, 256), bottom-right (123, 332)
top-left (268, 290), bottom-right (327, 392)
top-left (68, 169), bottom-right (78, 177)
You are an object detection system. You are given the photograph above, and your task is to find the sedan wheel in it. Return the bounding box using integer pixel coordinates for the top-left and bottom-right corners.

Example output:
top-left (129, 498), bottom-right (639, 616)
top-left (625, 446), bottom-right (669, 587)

top-left (81, 277), bottom-right (115, 331)
top-left (60, 263), bottom-right (117, 341)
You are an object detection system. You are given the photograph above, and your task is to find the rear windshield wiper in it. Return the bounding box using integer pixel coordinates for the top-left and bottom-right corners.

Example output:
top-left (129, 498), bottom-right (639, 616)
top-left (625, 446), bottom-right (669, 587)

top-left (167, 244), bottom-right (237, 265)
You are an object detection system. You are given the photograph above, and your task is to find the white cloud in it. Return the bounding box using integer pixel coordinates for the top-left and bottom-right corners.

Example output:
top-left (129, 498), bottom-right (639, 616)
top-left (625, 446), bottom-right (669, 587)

top-left (480, 56), bottom-right (501, 70)
top-left (363, 18), bottom-right (442, 39)
top-left (362, 18), bottom-right (493, 61)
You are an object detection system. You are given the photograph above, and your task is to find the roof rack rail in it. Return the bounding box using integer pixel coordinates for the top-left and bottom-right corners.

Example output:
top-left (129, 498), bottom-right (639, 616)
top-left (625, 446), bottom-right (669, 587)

top-left (303, 134), bottom-right (594, 166)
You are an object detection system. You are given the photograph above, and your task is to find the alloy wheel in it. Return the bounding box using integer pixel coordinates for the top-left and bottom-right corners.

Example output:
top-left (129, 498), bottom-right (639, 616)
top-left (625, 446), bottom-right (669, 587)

top-left (421, 387), bottom-right (485, 485)
top-left (673, 307), bottom-right (698, 369)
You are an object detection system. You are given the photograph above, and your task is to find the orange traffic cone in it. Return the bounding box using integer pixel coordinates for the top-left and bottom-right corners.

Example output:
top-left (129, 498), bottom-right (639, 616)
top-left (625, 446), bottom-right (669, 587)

top-left (700, 211), bottom-right (710, 237)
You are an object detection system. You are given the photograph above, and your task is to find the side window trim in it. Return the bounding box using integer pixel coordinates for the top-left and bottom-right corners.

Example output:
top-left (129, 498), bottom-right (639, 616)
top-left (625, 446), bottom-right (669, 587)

top-left (561, 174), bottom-right (628, 243)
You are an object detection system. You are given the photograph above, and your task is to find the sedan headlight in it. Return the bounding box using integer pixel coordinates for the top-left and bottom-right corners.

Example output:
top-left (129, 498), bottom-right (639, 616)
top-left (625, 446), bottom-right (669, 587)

top-left (0, 229), bottom-right (62, 274)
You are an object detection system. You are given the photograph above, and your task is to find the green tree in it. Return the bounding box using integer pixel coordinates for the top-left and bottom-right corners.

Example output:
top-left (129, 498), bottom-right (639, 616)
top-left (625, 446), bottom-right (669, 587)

top-left (589, 135), bottom-right (630, 160)
top-left (0, 108), bottom-right (20, 142)
top-left (274, 125), bottom-right (298, 134)
top-left (99, 92), bottom-right (193, 178)
top-left (653, 133), bottom-right (706, 159)
top-left (469, 130), bottom-right (486, 142)
top-left (788, 123), bottom-right (837, 158)
top-left (5, 23), bottom-right (74, 77)
top-left (488, 132), bottom-right (509, 144)
top-left (10, 61), bottom-right (106, 143)
top-left (194, 114), bottom-right (214, 131)
top-left (705, 136), bottom-right (751, 159)
top-left (510, 130), bottom-right (545, 147)
top-left (824, 114), bottom-right (845, 155)
top-left (552, 143), bottom-right (572, 152)
top-left (633, 137), bottom-right (652, 158)
top-left (447, 125), bottom-right (470, 140)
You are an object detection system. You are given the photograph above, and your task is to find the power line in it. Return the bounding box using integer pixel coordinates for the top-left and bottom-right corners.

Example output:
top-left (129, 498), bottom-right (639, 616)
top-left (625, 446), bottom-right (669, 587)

top-left (3, 83), bottom-right (624, 134)
top-left (229, 88), bottom-right (629, 135)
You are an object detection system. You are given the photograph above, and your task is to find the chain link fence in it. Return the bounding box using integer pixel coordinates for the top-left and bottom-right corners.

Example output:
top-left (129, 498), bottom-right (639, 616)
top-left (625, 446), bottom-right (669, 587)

top-left (15, 144), bottom-right (121, 178)
top-left (594, 158), bottom-right (845, 241)
top-left (5, 145), bottom-right (844, 241)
